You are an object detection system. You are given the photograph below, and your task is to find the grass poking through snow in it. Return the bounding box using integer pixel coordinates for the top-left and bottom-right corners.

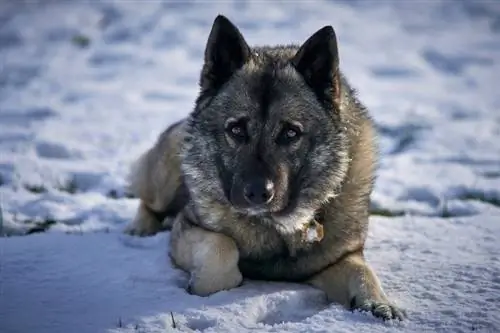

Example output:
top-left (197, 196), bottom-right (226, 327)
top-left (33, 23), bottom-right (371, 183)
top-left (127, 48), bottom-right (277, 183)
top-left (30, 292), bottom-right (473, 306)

top-left (170, 312), bottom-right (177, 329)
top-left (71, 34), bottom-right (91, 48)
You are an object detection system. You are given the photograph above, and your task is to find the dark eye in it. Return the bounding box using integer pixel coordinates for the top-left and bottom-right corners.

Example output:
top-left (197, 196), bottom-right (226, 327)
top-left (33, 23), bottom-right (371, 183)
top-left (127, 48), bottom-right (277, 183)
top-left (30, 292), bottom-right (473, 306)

top-left (277, 124), bottom-right (302, 145)
top-left (285, 128), bottom-right (298, 139)
top-left (225, 120), bottom-right (248, 143)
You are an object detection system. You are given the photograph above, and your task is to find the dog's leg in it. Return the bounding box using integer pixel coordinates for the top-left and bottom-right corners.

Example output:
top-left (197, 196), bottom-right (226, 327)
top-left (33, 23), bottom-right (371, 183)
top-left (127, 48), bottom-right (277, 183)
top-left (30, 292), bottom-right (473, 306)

top-left (308, 251), bottom-right (406, 321)
top-left (169, 215), bottom-right (242, 296)
top-left (124, 120), bottom-right (188, 236)
top-left (124, 201), bottom-right (166, 236)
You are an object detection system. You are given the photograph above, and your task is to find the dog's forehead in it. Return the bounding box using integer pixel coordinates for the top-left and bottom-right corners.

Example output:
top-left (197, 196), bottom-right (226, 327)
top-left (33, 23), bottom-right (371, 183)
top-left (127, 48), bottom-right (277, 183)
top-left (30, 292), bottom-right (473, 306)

top-left (237, 61), bottom-right (309, 119)
top-left (215, 51), bottom-right (319, 124)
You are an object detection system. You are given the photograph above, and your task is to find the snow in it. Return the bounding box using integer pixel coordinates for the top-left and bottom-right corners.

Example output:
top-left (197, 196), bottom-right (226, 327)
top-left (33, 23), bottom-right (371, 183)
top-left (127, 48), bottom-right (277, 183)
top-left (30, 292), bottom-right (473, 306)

top-left (1, 0), bottom-right (499, 332)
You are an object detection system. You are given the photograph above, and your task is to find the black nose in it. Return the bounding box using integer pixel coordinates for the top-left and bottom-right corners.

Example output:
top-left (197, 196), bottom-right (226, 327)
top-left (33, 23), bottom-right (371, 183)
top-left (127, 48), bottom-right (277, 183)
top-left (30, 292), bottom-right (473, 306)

top-left (243, 179), bottom-right (275, 205)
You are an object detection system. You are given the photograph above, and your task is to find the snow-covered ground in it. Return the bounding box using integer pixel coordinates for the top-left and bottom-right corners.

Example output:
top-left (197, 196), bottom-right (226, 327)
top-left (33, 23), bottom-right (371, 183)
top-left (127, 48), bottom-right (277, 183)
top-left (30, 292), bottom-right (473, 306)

top-left (1, 1), bottom-right (499, 332)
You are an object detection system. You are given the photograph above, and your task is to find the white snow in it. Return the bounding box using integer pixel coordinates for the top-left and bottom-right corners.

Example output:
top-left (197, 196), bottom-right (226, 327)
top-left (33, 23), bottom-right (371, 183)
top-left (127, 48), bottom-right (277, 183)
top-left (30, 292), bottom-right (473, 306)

top-left (1, 1), bottom-right (500, 332)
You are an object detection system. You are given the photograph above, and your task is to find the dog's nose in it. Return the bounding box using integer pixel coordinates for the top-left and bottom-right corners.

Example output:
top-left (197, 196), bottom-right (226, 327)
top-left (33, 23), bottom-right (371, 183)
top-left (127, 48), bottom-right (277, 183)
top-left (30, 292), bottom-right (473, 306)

top-left (243, 179), bottom-right (275, 205)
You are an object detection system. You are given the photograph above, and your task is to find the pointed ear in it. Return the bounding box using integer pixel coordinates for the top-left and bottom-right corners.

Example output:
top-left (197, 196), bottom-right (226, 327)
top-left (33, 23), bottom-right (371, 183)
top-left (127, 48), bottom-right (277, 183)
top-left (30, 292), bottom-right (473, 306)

top-left (200, 15), bottom-right (251, 93)
top-left (291, 26), bottom-right (341, 106)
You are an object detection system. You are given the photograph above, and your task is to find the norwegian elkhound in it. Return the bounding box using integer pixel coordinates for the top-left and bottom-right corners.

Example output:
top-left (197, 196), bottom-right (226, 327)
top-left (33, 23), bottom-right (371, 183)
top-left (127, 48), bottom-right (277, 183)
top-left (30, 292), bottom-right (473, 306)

top-left (125, 15), bottom-right (405, 321)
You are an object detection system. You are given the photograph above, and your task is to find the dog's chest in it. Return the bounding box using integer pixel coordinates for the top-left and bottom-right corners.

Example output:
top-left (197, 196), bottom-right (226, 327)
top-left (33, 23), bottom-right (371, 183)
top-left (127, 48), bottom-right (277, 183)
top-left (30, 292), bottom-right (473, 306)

top-left (223, 216), bottom-right (317, 260)
top-left (232, 223), bottom-right (284, 258)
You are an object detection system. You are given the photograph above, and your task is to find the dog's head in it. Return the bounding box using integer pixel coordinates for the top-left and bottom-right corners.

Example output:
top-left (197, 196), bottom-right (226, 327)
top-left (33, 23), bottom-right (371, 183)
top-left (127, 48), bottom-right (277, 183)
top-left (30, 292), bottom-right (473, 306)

top-left (182, 15), bottom-right (349, 228)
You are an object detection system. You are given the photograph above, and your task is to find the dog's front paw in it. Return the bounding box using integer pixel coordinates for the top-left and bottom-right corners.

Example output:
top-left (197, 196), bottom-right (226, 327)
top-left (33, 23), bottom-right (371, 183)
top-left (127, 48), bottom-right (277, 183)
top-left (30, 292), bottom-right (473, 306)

top-left (350, 297), bottom-right (406, 321)
top-left (186, 268), bottom-right (242, 297)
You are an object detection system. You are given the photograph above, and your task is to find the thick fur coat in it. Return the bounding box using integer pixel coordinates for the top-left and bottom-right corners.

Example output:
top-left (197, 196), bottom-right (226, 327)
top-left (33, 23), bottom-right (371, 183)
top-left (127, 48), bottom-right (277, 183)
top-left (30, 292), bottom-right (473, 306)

top-left (125, 15), bottom-right (405, 321)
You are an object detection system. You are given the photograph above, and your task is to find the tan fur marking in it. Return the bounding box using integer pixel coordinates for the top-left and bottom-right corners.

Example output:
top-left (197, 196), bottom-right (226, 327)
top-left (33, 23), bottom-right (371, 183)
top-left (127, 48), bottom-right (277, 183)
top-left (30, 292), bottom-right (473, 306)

top-left (308, 251), bottom-right (405, 320)
top-left (124, 201), bottom-right (163, 236)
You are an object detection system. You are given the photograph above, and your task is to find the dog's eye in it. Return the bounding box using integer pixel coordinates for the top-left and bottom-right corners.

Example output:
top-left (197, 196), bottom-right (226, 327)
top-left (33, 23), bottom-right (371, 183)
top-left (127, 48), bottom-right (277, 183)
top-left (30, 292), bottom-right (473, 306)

top-left (231, 125), bottom-right (243, 136)
top-left (286, 129), bottom-right (298, 139)
top-left (225, 121), bottom-right (248, 143)
top-left (277, 124), bottom-right (302, 145)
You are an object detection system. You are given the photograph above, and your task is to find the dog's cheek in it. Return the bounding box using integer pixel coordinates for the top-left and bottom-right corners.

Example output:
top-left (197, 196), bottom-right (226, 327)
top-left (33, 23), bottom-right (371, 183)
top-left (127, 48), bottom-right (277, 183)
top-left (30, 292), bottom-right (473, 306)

top-left (285, 139), bottom-right (319, 196)
top-left (273, 162), bottom-right (291, 207)
top-left (214, 153), bottom-right (236, 203)
top-left (289, 138), bottom-right (313, 173)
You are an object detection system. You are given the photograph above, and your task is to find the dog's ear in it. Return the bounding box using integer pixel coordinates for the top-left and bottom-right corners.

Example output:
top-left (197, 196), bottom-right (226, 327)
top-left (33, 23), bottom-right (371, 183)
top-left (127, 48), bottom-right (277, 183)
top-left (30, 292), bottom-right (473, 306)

top-left (200, 15), bottom-right (251, 93)
top-left (292, 26), bottom-right (341, 106)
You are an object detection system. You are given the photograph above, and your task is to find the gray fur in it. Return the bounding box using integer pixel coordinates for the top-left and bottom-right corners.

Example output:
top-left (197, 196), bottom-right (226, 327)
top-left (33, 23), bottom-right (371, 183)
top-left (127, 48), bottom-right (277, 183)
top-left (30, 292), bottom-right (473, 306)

top-left (125, 15), bottom-right (406, 322)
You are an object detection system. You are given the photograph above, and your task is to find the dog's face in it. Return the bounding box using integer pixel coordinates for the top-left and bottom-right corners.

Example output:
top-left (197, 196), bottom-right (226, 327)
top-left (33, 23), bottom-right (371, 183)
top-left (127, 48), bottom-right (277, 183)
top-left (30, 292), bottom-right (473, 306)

top-left (183, 15), bottom-right (349, 222)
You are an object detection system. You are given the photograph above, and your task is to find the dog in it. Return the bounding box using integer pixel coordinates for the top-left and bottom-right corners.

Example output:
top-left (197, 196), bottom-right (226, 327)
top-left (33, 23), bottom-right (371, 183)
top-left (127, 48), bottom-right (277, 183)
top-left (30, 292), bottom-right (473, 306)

top-left (125, 15), bottom-right (406, 321)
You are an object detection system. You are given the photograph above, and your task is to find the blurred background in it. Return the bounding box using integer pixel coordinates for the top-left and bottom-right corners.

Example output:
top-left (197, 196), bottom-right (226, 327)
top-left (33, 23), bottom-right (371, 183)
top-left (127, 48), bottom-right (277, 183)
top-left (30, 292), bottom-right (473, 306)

top-left (0, 0), bottom-right (499, 233)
